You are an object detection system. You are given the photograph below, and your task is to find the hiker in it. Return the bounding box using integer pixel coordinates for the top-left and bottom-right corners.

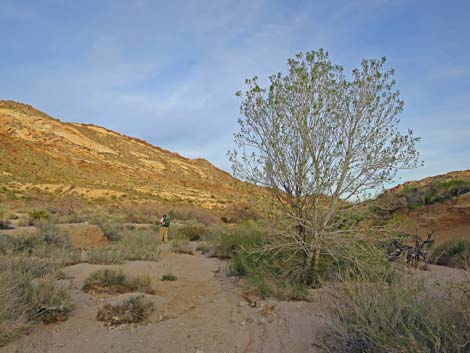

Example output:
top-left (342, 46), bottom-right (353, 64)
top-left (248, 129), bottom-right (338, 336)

top-left (159, 214), bottom-right (170, 243)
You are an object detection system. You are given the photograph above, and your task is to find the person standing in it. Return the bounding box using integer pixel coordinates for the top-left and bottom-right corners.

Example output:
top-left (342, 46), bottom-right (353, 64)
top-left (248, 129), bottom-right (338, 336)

top-left (159, 214), bottom-right (170, 243)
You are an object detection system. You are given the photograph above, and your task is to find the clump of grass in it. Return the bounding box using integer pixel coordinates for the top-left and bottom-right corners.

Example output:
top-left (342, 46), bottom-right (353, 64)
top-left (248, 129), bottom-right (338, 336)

top-left (323, 279), bottom-right (470, 353)
top-left (431, 239), bottom-right (470, 270)
top-left (96, 295), bottom-right (154, 326)
top-left (0, 262), bottom-right (74, 347)
top-left (82, 269), bottom-right (154, 294)
top-left (161, 272), bottom-right (177, 281)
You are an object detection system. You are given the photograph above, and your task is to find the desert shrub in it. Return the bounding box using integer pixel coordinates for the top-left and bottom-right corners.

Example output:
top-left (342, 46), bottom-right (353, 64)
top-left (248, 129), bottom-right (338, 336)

top-left (169, 205), bottom-right (218, 226)
top-left (0, 264), bottom-right (73, 347)
top-left (28, 209), bottom-right (49, 224)
top-left (161, 272), bottom-right (177, 281)
top-left (82, 269), bottom-right (153, 294)
top-left (87, 248), bottom-right (124, 265)
top-left (171, 236), bottom-right (193, 255)
top-left (175, 222), bottom-right (208, 241)
top-left (0, 256), bottom-right (58, 278)
top-left (118, 230), bottom-right (160, 261)
top-left (87, 230), bottom-right (160, 263)
top-left (0, 207), bottom-right (16, 221)
top-left (200, 222), bottom-right (394, 299)
top-left (431, 239), bottom-right (470, 270)
top-left (323, 279), bottom-right (470, 353)
top-left (0, 230), bottom-right (81, 265)
top-left (89, 215), bottom-right (125, 241)
top-left (383, 178), bottom-right (470, 210)
top-left (220, 202), bottom-right (260, 223)
top-left (96, 295), bottom-right (154, 325)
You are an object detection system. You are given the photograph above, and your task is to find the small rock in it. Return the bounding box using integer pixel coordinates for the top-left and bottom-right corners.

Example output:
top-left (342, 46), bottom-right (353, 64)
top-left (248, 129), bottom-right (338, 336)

top-left (240, 321), bottom-right (246, 326)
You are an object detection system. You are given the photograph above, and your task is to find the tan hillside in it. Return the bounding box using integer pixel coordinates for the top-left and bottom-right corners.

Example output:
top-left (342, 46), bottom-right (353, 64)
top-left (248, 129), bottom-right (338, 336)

top-left (380, 170), bottom-right (470, 243)
top-left (0, 100), bottom-right (259, 208)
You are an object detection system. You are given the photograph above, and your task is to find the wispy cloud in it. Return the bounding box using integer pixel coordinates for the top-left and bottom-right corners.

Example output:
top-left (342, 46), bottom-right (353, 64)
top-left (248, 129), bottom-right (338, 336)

top-left (1, 0), bottom-right (469, 180)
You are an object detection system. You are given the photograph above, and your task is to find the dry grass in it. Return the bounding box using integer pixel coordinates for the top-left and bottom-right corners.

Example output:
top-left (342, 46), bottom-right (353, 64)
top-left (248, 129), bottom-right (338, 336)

top-left (82, 269), bottom-right (154, 294)
top-left (323, 278), bottom-right (470, 353)
top-left (0, 256), bottom-right (74, 347)
top-left (96, 295), bottom-right (154, 326)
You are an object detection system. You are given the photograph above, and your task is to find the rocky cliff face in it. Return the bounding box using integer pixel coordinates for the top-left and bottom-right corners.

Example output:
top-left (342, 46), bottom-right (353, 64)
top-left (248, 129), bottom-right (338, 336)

top-left (0, 100), bottom-right (258, 208)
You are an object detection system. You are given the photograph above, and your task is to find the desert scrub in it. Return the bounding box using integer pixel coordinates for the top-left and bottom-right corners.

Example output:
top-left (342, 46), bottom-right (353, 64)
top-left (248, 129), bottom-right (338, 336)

top-left (97, 295), bottom-right (154, 326)
top-left (82, 269), bottom-right (154, 294)
top-left (171, 235), bottom-right (193, 255)
top-left (161, 272), bottom-right (177, 281)
top-left (174, 222), bottom-right (208, 241)
top-left (87, 230), bottom-right (160, 264)
top-left (87, 248), bottom-right (125, 264)
top-left (323, 279), bottom-right (470, 353)
top-left (202, 222), bottom-right (394, 299)
top-left (0, 232), bottom-right (81, 265)
top-left (431, 239), bottom-right (470, 270)
top-left (0, 261), bottom-right (73, 347)
top-left (90, 214), bottom-right (124, 241)
top-left (118, 230), bottom-right (160, 261)
top-left (27, 209), bottom-right (49, 224)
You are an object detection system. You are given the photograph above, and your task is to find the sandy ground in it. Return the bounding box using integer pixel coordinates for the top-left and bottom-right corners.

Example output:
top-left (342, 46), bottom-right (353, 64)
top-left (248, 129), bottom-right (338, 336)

top-left (1, 245), bottom-right (327, 353)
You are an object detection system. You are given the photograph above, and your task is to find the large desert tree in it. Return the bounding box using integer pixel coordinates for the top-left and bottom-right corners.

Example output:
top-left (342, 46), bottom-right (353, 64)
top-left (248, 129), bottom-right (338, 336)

top-left (229, 49), bottom-right (420, 282)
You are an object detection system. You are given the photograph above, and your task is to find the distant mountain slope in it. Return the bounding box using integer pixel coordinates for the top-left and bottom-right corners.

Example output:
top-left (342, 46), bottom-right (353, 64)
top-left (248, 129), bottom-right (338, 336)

top-left (0, 100), bottom-right (258, 208)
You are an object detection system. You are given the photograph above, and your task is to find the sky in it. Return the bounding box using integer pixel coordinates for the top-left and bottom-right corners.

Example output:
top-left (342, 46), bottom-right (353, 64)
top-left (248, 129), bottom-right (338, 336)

top-left (1, 0), bottom-right (469, 185)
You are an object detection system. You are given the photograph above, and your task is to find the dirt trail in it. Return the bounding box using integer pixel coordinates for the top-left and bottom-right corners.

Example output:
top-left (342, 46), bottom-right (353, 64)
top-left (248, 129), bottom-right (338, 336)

top-left (2, 245), bottom-right (326, 353)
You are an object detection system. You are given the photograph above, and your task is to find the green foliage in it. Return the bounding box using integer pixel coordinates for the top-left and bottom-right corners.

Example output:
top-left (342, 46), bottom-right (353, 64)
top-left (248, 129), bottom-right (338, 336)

top-left (96, 295), bottom-right (154, 325)
top-left (323, 279), bottom-right (470, 353)
top-left (82, 269), bottom-right (153, 294)
top-left (431, 239), bottom-right (470, 270)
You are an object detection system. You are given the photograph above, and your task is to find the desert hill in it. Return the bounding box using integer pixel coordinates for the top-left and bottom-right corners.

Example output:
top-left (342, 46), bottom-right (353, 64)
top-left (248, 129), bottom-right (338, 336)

top-left (0, 100), bottom-right (259, 208)
top-left (380, 170), bottom-right (470, 243)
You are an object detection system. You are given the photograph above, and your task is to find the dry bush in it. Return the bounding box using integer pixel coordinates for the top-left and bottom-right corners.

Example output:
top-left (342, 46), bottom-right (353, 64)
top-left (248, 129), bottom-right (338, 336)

top-left (82, 269), bottom-right (154, 294)
top-left (87, 229), bottom-right (160, 264)
top-left (171, 236), bottom-right (193, 255)
top-left (161, 272), bottom-right (177, 281)
top-left (174, 222), bottom-right (208, 241)
top-left (431, 239), bottom-right (470, 270)
top-left (96, 295), bottom-right (154, 326)
top-left (323, 279), bottom-right (470, 353)
top-left (0, 259), bottom-right (73, 347)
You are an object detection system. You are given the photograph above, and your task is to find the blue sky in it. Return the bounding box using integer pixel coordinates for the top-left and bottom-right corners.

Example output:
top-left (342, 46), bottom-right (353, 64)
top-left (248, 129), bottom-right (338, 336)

top-left (1, 0), bottom-right (469, 184)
